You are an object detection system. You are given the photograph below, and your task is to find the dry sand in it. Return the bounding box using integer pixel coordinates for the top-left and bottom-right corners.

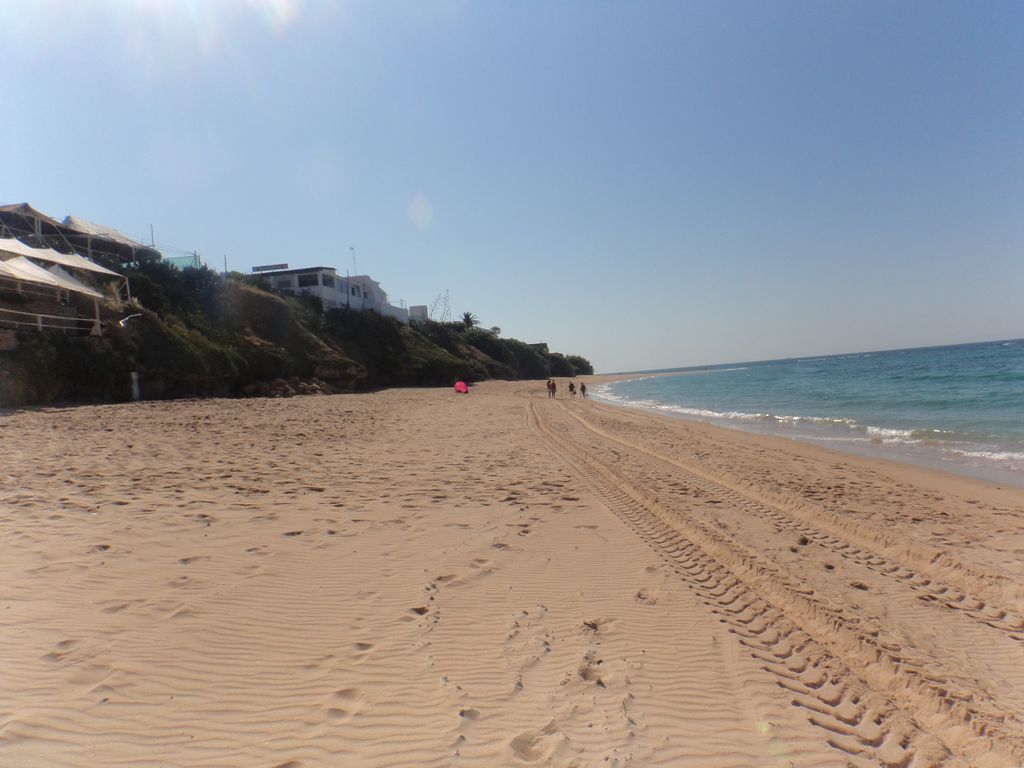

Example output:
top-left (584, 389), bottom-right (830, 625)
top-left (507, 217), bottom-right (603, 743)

top-left (2, 380), bottom-right (1023, 767)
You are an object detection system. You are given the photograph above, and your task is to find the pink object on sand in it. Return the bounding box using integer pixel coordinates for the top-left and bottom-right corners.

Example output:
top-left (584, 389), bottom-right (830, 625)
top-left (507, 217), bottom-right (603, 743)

top-left (454, 381), bottom-right (469, 394)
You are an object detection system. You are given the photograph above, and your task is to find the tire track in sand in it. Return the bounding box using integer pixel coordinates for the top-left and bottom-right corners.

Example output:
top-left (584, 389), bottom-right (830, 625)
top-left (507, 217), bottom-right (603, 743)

top-left (524, 394), bottom-right (1024, 767)
top-left (550, 399), bottom-right (1024, 719)
top-left (559, 400), bottom-right (1024, 635)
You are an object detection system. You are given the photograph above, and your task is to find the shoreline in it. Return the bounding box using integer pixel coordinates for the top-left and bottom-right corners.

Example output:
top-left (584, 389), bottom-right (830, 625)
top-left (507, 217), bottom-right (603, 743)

top-left (3, 382), bottom-right (1023, 765)
top-left (583, 373), bottom-right (1024, 491)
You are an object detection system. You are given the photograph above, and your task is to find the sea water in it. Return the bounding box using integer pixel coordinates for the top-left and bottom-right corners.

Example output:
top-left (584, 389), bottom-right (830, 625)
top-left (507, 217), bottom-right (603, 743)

top-left (594, 339), bottom-right (1024, 488)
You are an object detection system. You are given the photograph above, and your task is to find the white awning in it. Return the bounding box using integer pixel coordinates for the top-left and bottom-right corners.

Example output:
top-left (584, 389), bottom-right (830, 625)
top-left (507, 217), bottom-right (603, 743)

top-left (48, 264), bottom-right (105, 299)
top-left (0, 237), bottom-right (121, 277)
top-left (1, 255), bottom-right (61, 288)
top-left (1, 256), bottom-right (103, 298)
top-left (0, 237), bottom-right (42, 260)
top-left (61, 215), bottom-right (145, 248)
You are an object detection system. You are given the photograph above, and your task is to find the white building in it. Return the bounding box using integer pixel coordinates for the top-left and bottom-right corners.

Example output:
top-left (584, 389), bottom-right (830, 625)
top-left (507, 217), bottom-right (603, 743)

top-left (260, 266), bottom-right (410, 323)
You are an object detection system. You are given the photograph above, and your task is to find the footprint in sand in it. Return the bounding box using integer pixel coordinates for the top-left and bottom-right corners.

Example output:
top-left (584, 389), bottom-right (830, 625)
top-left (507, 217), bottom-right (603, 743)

top-left (351, 642), bottom-right (375, 664)
top-left (326, 688), bottom-right (366, 723)
top-left (581, 617), bottom-right (617, 635)
top-left (300, 654), bottom-right (336, 671)
top-left (42, 639), bottom-right (79, 662)
top-left (634, 590), bottom-right (657, 605)
top-left (509, 721), bottom-right (559, 762)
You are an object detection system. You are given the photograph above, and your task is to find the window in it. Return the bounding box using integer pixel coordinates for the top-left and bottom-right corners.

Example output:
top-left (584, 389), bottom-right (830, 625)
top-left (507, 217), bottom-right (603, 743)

top-left (351, 285), bottom-right (361, 297)
top-left (274, 278), bottom-right (291, 289)
top-left (297, 273), bottom-right (318, 287)
top-left (321, 275), bottom-right (334, 288)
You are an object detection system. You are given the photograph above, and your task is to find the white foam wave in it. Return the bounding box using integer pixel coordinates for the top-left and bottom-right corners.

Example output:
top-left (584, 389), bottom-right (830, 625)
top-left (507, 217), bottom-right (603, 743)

top-left (594, 379), bottom-right (1024, 483)
top-left (863, 426), bottom-right (923, 445)
top-left (865, 426), bottom-right (914, 438)
top-left (951, 449), bottom-right (1024, 463)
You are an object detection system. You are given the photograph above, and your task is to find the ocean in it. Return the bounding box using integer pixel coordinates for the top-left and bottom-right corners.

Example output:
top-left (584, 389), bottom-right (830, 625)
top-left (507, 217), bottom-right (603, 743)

top-left (594, 339), bottom-right (1024, 488)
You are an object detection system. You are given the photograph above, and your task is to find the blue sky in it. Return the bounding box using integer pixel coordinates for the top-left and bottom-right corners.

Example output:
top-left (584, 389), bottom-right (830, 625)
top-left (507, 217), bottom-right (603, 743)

top-left (3, 0), bottom-right (1022, 372)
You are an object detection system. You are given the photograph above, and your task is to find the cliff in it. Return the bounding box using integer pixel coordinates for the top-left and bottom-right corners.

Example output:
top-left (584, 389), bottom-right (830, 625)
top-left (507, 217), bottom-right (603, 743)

top-left (0, 265), bottom-right (592, 407)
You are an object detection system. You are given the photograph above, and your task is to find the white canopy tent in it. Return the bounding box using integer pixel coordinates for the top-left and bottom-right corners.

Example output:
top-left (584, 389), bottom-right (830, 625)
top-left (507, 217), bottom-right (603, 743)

top-left (1, 255), bottom-right (62, 289)
top-left (1, 256), bottom-right (102, 298)
top-left (61, 215), bottom-right (145, 248)
top-left (0, 256), bottom-right (104, 334)
top-left (0, 236), bottom-right (121, 278)
top-left (48, 264), bottom-right (105, 299)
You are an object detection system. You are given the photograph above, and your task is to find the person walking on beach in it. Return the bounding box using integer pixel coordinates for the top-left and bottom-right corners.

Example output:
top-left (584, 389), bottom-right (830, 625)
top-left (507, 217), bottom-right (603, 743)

top-left (568, 381), bottom-right (576, 398)
top-left (550, 379), bottom-right (557, 399)
top-left (546, 379), bottom-right (554, 398)
top-left (580, 382), bottom-right (587, 399)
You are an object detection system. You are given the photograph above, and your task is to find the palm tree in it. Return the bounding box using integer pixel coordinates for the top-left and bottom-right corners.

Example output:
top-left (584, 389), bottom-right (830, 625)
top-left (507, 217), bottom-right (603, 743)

top-left (461, 311), bottom-right (479, 329)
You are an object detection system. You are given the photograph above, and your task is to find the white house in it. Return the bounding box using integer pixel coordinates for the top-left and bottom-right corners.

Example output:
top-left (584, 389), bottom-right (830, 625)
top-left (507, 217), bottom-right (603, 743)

top-left (260, 266), bottom-right (410, 323)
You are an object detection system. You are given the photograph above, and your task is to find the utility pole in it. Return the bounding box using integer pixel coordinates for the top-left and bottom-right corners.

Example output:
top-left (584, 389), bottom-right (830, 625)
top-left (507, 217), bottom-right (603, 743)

top-left (223, 254), bottom-right (228, 275)
top-left (350, 246), bottom-right (357, 276)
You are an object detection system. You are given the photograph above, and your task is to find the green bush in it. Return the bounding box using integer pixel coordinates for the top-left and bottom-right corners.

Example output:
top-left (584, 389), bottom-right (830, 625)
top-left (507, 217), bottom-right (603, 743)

top-left (564, 354), bottom-right (594, 376)
top-left (0, 260), bottom-right (592, 405)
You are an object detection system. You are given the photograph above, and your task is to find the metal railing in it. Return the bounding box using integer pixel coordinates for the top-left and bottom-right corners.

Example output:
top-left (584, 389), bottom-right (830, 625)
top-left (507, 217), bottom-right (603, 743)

top-left (0, 306), bottom-right (99, 334)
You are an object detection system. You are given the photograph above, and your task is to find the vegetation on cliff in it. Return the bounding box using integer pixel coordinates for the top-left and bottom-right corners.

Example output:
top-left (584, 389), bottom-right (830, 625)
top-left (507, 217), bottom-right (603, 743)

top-left (0, 263), bottom-right (592, 406)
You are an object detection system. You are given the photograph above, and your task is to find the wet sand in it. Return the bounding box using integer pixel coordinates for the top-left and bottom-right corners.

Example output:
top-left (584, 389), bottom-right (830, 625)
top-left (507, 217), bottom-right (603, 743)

top-left (2, 381), bottom-right (1023, 766)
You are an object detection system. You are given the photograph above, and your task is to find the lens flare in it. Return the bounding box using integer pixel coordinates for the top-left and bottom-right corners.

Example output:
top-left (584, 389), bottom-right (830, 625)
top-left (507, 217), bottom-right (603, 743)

top-left (249, 0), bottom-right (301, 34)
top-left (408, 193), bottom-right (434, 231)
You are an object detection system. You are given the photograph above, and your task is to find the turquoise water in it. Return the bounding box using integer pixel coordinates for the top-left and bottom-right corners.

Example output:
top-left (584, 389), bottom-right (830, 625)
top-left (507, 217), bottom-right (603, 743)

top-left (595, 339), bottom-right (1024, 487)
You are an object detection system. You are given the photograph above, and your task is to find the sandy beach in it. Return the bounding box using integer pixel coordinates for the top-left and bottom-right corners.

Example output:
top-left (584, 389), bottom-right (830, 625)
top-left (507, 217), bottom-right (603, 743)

top-left (3, 380), bottom-right (1024, 767)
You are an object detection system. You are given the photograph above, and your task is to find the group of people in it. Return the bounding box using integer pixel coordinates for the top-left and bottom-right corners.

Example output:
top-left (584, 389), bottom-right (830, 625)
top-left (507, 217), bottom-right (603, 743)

top-left (545, 379), bottom-right (587, 399)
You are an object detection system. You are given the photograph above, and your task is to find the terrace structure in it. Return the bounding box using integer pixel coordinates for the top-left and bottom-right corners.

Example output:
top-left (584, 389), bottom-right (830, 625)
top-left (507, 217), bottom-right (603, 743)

top-left (0, 203), bottom-right (162, 267)
top-left (0, 236), bottom-right (123, 335)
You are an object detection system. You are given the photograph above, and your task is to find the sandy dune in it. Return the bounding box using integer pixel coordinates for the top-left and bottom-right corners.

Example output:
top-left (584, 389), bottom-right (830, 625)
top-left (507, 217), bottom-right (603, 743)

top-left (2, 381), bottom-right (1023, 766)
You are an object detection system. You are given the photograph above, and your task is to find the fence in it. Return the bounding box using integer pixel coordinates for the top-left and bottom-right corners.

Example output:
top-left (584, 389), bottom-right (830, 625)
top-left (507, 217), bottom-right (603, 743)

top-left (0, 306), bottom-right (99, 335)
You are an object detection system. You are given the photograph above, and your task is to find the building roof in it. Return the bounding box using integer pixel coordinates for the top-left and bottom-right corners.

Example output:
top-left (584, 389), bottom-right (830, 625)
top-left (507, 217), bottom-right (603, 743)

top-left (1, 203), bottom-right (163, 264)
top-left (254, 266), bottom-right (338, 277)
top-left (0, 203), bottom-right (63, 229)
top-left (61, 215), bottom-right (146, 248)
